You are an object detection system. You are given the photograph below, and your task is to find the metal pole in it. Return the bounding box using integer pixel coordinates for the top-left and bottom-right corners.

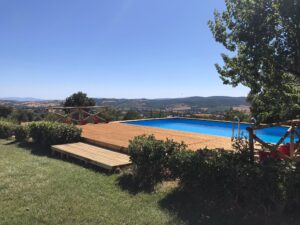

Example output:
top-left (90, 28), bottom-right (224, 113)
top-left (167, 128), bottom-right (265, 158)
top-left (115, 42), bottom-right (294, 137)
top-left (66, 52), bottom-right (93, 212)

top-left (290, 125), bottom-right (295, 158)
top-left (248, 128), bottom-right (255, 163)
top-left (232, 121), bottom-right (235, 141)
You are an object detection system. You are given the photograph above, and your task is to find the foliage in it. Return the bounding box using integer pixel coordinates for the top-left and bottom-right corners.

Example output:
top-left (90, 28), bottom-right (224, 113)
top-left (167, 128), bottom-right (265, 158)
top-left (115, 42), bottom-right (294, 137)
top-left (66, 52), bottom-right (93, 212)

top-left (98, 108), bottom-right (123, 122)
top-left (128, 134), bottom-right (300, 213)
top-left (0, 121), bottom-right (16, 139)
top-left (0, 117), bottom-right (18, 124)
top-left (14, 125), bottom-right (29, 142)
top-left (209, 0), bottom-right (300, 122)
top-left (223, 108), bottom-right (251, 122)
top-left (28, 121), bottom-right (82, 146)
top-left (145, 110), bottom-right (165, 119)
top-left (8, 109), bottom-right (35, 123)
top-left (248, 89), bottom-right (300, 123)
top-left (0, 105), bottom-right (12, 118)
top-left (123, 110), bottom-right (142, 121)
top-left (44, 112), bottom-right (60, 122)
top-left (128, 135), bottom-right (187, 189)
top-left (172, 148), bottom-right (300, 212)
top-left (64, 91), bottom-right (96, 107)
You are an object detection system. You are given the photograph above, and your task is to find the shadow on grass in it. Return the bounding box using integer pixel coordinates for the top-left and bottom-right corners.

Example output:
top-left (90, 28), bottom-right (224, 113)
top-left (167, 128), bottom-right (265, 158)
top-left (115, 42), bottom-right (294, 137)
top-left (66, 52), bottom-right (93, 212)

top-left (116, 173), bottom-right (154, 194)
top-left (17, 142), bottom-right (52, 156)
top-left (159, 188), bottom-right (300, 225)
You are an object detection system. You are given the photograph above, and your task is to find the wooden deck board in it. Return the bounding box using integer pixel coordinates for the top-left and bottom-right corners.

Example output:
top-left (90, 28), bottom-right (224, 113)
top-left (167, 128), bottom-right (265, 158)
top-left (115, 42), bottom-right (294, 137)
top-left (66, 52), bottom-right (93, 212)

top-left (51, 142), bottom-right (131, 170)
top-left (80, 122), bottom-right (233, 151)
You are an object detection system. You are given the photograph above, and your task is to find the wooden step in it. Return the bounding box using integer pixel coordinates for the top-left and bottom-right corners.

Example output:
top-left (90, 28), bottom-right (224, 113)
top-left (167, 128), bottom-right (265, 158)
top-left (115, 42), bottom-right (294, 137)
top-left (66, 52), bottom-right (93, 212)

top-left (51, 142), bottom-right (131, 170)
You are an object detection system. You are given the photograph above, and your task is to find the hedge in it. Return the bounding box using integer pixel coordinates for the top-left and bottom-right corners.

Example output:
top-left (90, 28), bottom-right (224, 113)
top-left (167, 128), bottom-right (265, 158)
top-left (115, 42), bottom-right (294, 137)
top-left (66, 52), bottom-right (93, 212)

top-left (172, 149), bottom-right (300, 210)
top-left (128, 135), bottom-right (300, 212)
top-left (28, 121), bottom-right (82, 146)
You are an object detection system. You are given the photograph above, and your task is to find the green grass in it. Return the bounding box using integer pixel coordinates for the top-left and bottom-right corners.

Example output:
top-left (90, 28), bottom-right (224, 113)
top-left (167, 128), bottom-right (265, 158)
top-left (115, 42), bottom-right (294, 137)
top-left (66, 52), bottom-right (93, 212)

top-left (0, 140), bottom-right (178, 225)
top-left (0, 140), bottom-right (299, 225)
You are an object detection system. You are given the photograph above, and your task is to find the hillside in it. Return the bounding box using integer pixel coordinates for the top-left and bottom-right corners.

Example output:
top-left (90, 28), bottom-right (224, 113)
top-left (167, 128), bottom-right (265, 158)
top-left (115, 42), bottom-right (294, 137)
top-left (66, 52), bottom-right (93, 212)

top-left (95, 96), bottom-right (249, 113)
top-left (0, 96), bottom-right (249, 113)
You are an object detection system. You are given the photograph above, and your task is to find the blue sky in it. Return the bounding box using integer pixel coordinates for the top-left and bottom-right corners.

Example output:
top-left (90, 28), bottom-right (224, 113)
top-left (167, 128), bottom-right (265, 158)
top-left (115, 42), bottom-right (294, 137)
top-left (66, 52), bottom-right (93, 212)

top-left (0, 0), bottom-right (249, 99)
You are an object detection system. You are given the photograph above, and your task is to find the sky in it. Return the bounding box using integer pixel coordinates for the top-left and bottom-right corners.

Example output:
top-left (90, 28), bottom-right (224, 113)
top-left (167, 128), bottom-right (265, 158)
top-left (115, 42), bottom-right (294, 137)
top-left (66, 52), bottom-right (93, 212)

top-left (0, 0), bottom-right (249, 99)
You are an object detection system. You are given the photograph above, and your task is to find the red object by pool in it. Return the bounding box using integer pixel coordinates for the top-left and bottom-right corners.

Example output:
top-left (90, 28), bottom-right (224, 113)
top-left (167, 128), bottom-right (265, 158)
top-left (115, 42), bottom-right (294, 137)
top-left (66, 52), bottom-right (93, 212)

top-left (93, 116), bottom-right (100, 124)
top-left (259, 143), bottom-right (291, 162)
top-left (80, 120), bottom-right (87, 125)
top-left (278, 143), bottom-right (291, 157)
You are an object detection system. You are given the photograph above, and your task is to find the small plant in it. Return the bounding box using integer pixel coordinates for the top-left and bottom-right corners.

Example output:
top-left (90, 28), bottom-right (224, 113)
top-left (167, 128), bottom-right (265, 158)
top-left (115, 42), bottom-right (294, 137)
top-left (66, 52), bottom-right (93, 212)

top-left (128, 135), bottom-right (187, 189)
top-left (28, 121), bottom-right (82, 146)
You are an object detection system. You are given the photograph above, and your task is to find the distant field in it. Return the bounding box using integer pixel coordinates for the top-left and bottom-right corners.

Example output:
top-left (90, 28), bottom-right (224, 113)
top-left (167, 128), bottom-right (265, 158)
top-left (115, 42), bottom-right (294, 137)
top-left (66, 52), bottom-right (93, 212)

top-left (0, 100), bottom-right (62, 108)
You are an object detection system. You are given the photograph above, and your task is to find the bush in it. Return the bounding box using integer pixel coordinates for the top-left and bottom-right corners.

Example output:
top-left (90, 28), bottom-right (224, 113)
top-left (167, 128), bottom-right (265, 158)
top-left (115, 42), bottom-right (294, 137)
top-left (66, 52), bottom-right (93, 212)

top-left (127, 134), bottom-right (300, 213)
top-left (128, 135), bottom-right (187, 188)
top-left (28, 121), bottom-right (82, 146)
top-left (14, 125), bottom-right (29, 142)
top-left (0, 121), bottom-right (16, 139)
top-left (172, 148), bottom-right (300, 211)
top-left (172, 149), bottom-right (240, 192)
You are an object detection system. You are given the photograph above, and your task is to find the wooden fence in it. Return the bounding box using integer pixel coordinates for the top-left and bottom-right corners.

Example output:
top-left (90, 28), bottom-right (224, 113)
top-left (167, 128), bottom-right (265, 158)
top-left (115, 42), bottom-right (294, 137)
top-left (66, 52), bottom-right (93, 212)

top-left (247, 119), bottom-right (300, 162)
top-left (48, 106), bottom-right (109, 125)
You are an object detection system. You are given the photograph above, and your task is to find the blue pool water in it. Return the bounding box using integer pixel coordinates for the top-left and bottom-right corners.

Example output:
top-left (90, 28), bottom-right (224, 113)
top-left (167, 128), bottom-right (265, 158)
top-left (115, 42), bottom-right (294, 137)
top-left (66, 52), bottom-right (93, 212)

top-left (123, 118), bottom-right (298, 143)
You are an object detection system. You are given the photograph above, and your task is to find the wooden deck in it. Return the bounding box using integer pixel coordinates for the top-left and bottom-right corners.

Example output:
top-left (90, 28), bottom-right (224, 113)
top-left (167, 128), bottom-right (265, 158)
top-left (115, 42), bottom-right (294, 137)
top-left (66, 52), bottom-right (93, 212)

top-left (51, 142), bottom-right (131, 170)
top-left (80, 122), bottom-right (233, 152)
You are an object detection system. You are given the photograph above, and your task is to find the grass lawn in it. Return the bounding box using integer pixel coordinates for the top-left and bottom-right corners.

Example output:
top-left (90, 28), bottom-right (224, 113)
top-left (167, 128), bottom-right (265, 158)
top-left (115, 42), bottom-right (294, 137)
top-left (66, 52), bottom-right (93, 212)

top-left (0, 140), bottom-right (298, 225)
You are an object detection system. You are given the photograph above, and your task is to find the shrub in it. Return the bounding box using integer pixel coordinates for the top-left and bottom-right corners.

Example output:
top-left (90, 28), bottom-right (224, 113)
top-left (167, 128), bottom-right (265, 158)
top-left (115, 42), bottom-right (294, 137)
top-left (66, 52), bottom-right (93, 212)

top-left (172, 149), bottom-right (240, 193)
top-left (171, 148), bottom-right (300, 211)
top-left (28, 121), bottom-right (82, 146)
top-left (128, 135), bottom-right (187, 188)
top-left (0, 121), bottom-right (16, 139)
top-left (14, 125), bottom-right (29, 142)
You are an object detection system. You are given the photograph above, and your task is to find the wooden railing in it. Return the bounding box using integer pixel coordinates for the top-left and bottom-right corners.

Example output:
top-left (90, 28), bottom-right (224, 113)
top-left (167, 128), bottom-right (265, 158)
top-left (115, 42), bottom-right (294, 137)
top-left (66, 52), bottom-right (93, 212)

top-left (247, 119), bottom-right (300, 162)
top-left (48, 106), bottom-right (109, 125)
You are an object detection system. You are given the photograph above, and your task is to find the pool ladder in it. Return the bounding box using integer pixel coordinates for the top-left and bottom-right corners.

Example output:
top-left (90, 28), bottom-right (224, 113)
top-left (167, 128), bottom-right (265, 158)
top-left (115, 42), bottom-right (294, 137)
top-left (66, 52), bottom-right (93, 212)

top-left (231, 117), bottom-right (257, 141)
top-left (231, 116), bottom-right (241, 141)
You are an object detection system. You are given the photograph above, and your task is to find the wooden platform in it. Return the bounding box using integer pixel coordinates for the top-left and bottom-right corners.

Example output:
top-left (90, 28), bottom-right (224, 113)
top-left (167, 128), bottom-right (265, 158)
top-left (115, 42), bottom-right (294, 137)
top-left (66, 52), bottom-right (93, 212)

top-left (51, 142), bottom-right (131, 170)
top-left (80, 122), bottom-right (233, 152)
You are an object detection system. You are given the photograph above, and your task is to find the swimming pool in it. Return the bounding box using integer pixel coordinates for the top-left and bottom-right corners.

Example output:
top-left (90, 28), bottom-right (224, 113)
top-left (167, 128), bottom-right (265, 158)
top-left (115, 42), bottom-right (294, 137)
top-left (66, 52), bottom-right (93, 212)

top-left (123, 118), bottom-right (298, 143)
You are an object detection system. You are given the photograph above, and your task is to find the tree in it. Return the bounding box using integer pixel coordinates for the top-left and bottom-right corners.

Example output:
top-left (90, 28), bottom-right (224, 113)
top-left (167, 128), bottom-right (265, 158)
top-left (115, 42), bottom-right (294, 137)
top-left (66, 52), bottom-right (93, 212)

top-left (0, 106), bottom-right (12, 118)
top-left (98, 108), bottom-right (123, 122)
top-left (209, 0), bottom-right (300, 122)
top-left (9, 109), bottom-right (34, 123)
top-left (224, 108), bottom-right (251, 122)
top-left (64, 92), bottom-right (95, 107)
top-left (123, 110), bottom-right (142, 121)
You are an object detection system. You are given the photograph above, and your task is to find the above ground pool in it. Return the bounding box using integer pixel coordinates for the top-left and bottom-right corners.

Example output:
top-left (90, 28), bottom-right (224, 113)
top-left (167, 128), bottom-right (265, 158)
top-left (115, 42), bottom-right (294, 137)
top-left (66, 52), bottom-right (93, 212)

top-left (123, 118), bottom-right (298, 144)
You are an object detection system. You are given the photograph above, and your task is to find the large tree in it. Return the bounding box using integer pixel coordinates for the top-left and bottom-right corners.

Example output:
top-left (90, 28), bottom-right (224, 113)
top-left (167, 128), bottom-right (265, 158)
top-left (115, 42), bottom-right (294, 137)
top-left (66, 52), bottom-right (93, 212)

top-left (64, 92), bottom-right (96, 107)
top-left (209, 0), bottom-right (300, 123)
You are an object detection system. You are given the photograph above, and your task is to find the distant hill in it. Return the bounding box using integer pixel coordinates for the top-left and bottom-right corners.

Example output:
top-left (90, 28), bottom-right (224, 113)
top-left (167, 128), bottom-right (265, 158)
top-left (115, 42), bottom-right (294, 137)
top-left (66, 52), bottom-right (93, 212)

top-left (94, 96), bottom-right (249, 113)
top-left (0, 96), bottom-right (249, 113)
top-left (0, 97), bottom-right (45, 102)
